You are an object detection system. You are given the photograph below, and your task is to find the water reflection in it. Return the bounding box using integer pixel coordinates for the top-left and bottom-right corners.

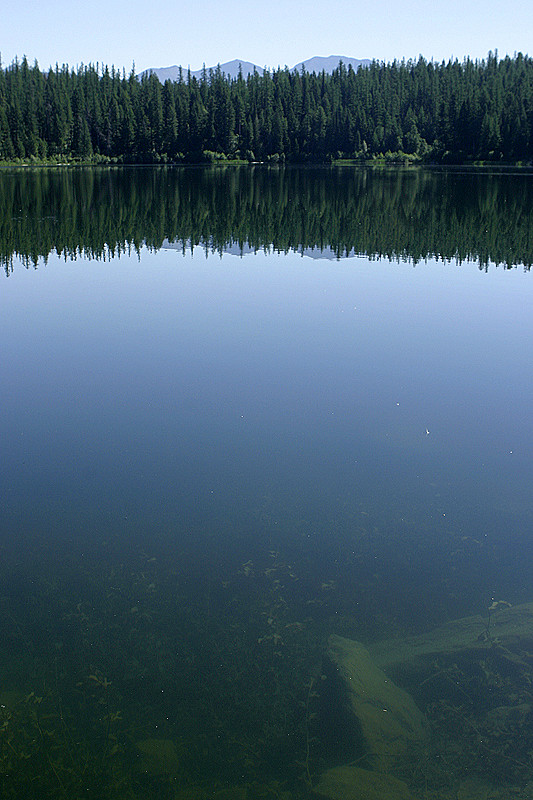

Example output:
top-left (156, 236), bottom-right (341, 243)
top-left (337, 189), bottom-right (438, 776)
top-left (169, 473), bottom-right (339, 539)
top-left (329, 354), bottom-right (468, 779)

top-left (2, 165), bottom-right (533, 272)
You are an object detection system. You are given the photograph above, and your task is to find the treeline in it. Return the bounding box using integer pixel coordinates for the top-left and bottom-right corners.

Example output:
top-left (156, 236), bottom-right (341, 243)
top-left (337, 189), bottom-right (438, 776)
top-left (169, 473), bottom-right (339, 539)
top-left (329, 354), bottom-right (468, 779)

top-left (2, 165), bottom-right (533, 272)
top-left (0, 52), bottom-right (533, 163)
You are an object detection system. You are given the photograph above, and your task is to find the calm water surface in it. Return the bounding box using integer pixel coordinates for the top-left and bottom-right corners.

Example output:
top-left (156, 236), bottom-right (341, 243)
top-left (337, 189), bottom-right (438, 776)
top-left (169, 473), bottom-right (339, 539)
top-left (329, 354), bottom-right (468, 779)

top-left (1, 165), bottom-right (533, 798)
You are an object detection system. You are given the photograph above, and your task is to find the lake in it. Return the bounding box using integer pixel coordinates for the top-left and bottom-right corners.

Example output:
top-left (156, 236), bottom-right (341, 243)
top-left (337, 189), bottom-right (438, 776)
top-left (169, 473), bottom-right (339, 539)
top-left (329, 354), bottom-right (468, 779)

top-left (1, 165), bottom-right (533, 799)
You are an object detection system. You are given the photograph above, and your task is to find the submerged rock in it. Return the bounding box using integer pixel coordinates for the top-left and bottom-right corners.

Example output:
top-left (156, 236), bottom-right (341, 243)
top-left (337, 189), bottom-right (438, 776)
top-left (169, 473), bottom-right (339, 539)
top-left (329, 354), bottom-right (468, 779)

top-left (135, 737), bottom-right (182, 778)
top-left (314, 765), bottom-right (414, 800)
top-left (326, 634), bottom-right (428, 768)
top-left (368, 602), bottom-right (533, 671)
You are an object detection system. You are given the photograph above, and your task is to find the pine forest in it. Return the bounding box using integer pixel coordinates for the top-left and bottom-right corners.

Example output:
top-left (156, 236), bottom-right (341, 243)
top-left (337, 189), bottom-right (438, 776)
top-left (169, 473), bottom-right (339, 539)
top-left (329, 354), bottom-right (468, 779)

top-left (1, 51), bottom-right (533, 164)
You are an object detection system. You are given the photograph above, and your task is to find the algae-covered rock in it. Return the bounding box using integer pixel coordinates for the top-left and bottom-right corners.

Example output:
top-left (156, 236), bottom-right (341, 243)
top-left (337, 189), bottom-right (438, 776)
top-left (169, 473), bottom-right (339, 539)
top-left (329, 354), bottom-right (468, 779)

top-left (369, 602), bottom-right (533, 671)
top-left (173, 788), bottom-right (247, 800)
top-left (456, 776), bottom-right (510, 800)
top-left (327, 634), bottom-right (428, 766)
top-left (135, 737), bottom-right (182, 778)
top-left (173, 789), bottom-right (212, 800)
top-left (314, 765), bottom-right (414, 800)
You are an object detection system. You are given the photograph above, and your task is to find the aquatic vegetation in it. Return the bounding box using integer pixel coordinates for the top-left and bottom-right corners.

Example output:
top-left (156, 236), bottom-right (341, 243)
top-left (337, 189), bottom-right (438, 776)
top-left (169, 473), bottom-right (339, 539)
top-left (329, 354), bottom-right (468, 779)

top-left (0, 680), bottom-right (130, 798)
top-left (1, 537), bottom-right (533, 798)
top-left (0, 545), bottom-right (329, 798)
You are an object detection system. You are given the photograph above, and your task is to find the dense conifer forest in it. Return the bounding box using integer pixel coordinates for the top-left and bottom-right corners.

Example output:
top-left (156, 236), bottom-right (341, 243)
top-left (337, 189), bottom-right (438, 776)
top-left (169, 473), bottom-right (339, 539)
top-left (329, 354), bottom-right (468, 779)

top-left (0, 51), bottom-right (532, 164)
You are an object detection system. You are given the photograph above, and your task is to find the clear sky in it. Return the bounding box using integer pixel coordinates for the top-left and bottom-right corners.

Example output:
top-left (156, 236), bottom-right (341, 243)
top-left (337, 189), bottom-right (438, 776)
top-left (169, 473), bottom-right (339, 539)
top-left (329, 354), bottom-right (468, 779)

top-left (3, 0), bottom-right (532, 75)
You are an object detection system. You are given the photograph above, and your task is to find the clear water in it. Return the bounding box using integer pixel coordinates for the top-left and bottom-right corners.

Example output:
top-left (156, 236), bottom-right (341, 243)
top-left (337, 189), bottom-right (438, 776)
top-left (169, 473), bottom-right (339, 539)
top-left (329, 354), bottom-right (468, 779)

top-left (1, 165), bottom-right (533, 798)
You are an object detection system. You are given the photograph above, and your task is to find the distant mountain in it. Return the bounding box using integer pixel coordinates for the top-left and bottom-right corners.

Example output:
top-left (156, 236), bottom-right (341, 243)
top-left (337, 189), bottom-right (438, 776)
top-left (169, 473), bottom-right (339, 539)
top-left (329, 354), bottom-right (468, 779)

top-left (140, 56), bottom-right (370, 82)
top-left (140, 60), bottom-right (264, 82)
top-left (292, 56), bottom-right (371, 73)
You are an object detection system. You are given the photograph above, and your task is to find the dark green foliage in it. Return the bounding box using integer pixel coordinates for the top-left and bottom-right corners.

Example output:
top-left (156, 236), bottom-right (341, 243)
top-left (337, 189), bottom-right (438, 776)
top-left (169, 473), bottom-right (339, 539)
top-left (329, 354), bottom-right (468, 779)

top-left (1, 53), bottom-right (533, 163)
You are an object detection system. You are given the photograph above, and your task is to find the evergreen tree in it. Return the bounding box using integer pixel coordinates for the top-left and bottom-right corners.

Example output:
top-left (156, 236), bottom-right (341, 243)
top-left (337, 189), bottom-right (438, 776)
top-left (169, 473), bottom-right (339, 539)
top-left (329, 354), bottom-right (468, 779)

top-left (0, 52), bottom-right (533, 164)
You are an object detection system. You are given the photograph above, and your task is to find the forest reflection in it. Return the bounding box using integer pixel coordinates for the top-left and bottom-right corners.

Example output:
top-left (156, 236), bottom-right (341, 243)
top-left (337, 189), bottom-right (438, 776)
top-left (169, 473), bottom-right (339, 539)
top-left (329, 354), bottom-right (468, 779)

top-left (2, 164), bottom-right (533, 274)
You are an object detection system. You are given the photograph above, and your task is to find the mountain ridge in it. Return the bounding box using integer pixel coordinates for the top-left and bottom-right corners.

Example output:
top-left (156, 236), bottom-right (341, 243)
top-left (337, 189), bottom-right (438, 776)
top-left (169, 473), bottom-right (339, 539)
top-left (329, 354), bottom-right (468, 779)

top-left (140, 56), bottom-right (371, 82)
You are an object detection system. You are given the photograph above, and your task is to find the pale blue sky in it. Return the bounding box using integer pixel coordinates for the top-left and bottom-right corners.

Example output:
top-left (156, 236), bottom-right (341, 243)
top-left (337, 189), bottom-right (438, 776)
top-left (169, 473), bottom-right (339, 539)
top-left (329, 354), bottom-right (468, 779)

top-left (4, 0), bottom-right (532, 75)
